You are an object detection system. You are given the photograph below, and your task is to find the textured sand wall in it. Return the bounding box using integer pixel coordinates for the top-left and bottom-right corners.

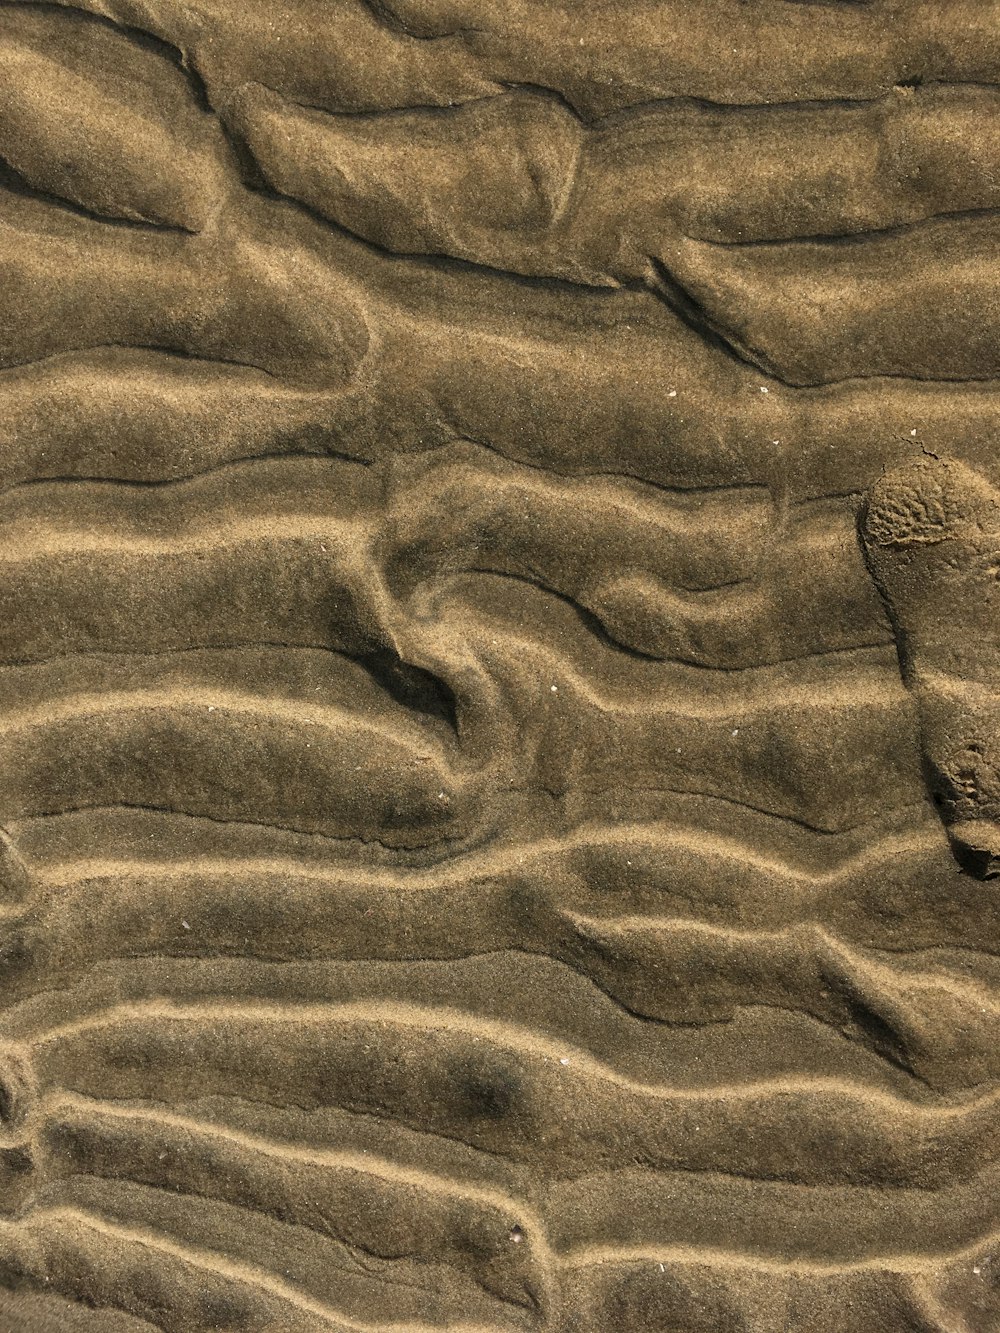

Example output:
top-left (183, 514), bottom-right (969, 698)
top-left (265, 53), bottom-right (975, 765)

top-left (0, 1), bottom-right (999, 1329)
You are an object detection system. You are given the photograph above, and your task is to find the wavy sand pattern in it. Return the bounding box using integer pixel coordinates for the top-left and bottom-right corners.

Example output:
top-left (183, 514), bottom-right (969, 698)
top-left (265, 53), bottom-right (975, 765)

top-left (0, 2), bottom-right (998, 1329)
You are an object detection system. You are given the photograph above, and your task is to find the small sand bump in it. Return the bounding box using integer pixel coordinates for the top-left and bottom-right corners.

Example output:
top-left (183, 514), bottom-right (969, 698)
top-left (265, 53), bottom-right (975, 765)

top-left (0, 1045), bottom-right (36, 1141)
top-left (863, 478), bottom-right (953, 548)
top-left (0, 830), bottom-right (30, 901)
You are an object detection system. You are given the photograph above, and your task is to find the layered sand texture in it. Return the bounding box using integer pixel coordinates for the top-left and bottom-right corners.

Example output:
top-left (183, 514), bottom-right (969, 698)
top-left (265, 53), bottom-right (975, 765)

top-left (1, 1), bottom-right (1000, 1330)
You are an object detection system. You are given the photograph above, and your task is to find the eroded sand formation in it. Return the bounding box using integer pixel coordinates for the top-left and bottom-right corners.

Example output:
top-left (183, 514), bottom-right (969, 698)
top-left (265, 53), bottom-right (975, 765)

top-left (0, 1), bottom-right (999, 1329)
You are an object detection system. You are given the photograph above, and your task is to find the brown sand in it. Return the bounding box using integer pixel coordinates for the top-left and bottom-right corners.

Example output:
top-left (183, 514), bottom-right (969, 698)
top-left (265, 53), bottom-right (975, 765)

top-left (0, 2), bottom-right (998, 1329)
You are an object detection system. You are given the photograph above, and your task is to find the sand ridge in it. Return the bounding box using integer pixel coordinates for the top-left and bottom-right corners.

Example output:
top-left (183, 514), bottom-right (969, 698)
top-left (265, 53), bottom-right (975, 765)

top-left (0, 1), bottom-right (999, 1329)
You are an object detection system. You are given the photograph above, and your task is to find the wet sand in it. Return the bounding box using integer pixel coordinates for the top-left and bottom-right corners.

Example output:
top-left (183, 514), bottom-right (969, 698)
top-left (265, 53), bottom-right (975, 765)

top-left (1, 2), bottom-right (999, 1329)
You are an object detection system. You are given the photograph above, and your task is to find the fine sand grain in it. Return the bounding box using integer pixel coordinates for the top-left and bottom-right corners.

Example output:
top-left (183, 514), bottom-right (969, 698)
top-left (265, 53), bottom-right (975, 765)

top-left (1, 2), bottom-right (998, 1329)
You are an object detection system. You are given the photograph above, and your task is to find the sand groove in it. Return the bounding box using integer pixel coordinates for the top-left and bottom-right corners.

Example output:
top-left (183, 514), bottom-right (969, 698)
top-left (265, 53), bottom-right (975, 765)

top-left (0, 2), bottom-right (997, 1330)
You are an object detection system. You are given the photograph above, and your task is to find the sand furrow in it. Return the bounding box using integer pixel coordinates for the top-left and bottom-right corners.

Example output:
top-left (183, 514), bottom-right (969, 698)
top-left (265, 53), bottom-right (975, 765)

top-left (0, 999), bottom-right (997, 1191)
top-left (0, 630), bottom-right (921, 838)
top-left (5, 1094), bottom-right (999, 1327)
top-left (0, 452), bottom-right (887, 670)
top-left (560, 916), bottom-right (1000, 1090)
top-left (0, 953), bottom-right (919, 1102)
top-left (0, 1204), bottom-right (509, 1332)
top-left (0, 193), bottom-right (369, 386)
top-left (15, 1095), bottom-right (549, 1314)
top-left (226, 82), bottom-right (1000, 280)
top-left (8, 0), bottom-right (1000, 116)
top-left (548, 1170), bottom-right (1000, 1267)
top-left (559, 1240), bottom-right (993, 1333)
top-left (0, 8), bottom-right (225, 232)
top-left (3, 839), bottom-right (998, 1091)
top-left (11, 1091), bottom-right (1000, 1270)
top-left (4, 805), bottom-right (961, 947)
top-left (660, 213), bottom-right (1000, 385)
top-left (5, 340), bottom-right (1000, 508)
top-left (0, 677), bottom-right (464, 845)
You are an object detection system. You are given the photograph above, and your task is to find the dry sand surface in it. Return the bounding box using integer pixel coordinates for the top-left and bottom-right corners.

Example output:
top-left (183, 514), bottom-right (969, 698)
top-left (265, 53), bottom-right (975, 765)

top-left (1, 1), bottom-right (999, 1329)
